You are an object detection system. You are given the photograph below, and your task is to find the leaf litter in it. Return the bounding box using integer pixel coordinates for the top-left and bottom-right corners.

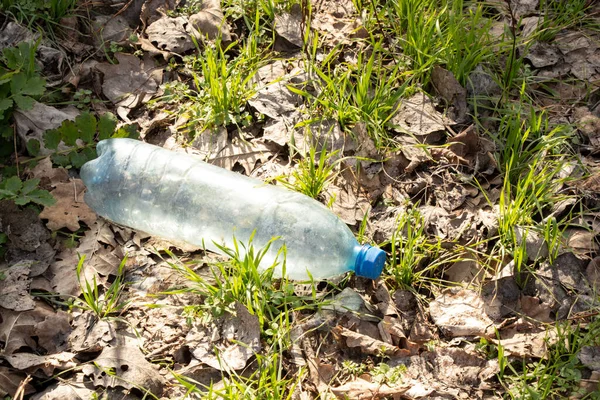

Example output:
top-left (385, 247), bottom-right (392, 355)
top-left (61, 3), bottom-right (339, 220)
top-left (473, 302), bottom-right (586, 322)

top-left (3, 0), bottom-right (600, 399)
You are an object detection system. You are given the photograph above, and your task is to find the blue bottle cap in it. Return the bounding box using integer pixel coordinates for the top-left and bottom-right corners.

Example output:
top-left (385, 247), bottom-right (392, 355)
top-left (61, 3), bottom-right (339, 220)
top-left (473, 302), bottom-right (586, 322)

top-left (355, 244), bottom-right (386, 279)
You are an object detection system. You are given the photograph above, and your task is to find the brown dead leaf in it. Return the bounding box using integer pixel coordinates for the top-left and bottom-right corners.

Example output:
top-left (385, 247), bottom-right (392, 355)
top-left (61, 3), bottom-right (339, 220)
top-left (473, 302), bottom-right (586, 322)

top-left (39, 179), bottom-right (96, 231)
top-left (330, 378), bottom-right (410, 399)
top-left (4, 352), bottom-right (77, 377)
top-left (0, 261), bottom-right (35, 311)
top-left (0, 301), bottom-right (71, 355)
top-left (526, 42), bottom-right (561, 68)
top-left (574, 107), bottom-right (600, 153)
top-left (323, 179), bottom-right (370, 225)
top-left (519, 295), bottom-right (553, 323)
top-left (82, 344), bottom-right (165, 396)
top-left (188, 0), bottom-right (232, 42)
top-left (248, 61), bottom-right (304, 120)
top-left (579, 346), bottom-right (600, 371)
top-left (431, 66), bottom-right (468, 122)
top-left (69, 312), bottom-right (116, 352)
top-left (189, 302), bottom-right (261, 371)
top-left (587, 257), bottom-right (600, 289)
top-left (564, 228), bottom-right (599, 258)
top-left (429, 288), bottom-right (495, 337)
top-left (14, 102), bottom-right (79, 156)
top-left (311, 0), bottom-right (367, 46)
top-left (447, 126), bottom-right (480, 161)
top-left (495, 326), bottom-right (557, 358)
top-left (208, 136), bottom-right (275, 175)
top-left (29, 376), bottom-right (97, 400)
top-left (95, 53), bottom-right (161, 117)
top-left (389, 92), bottom-right (451, 135)
top-left (0, 201), bottom-right (55, 276)
top-left (0, 366), bottom-right (35, 397)
top-left (146, 16), bottom-right (195, 53)
top-left (140, 0), bottom-right (177, 27)
top-left (275, 3), bottom-right (303, 48)
top-left (333, 326), bottom-right (403, 357)
top-left (28, 157), bottom-right (69, 190)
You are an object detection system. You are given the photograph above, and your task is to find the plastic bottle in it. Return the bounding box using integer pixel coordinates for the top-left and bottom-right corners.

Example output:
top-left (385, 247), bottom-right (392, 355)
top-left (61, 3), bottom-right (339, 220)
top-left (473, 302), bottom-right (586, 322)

top-left (80, 138), bottom-right (385, 280)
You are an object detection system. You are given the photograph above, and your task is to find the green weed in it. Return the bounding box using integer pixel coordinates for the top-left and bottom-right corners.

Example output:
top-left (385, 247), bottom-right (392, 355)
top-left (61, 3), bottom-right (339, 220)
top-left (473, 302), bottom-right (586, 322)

top-left (499, 318), bottom-right (600, 399)
top-left (292, 39), bottom-right (408, 148)
top-left (0, 175), bottom-right (55, 207)
top-left (276, 144), bottom-right (341, 200)
top-left (383, 207), bottom-right (454, 290)
top-left (173, 352), bottom-right (304, 399)
top-left (536, 0), bottom-right (598, 42)
top-left (181, 36), bottom-right (262, 134)
top-left (74, 255), bottom-right (129, 320)
top-left (163, 235), bottom-right (316, 345)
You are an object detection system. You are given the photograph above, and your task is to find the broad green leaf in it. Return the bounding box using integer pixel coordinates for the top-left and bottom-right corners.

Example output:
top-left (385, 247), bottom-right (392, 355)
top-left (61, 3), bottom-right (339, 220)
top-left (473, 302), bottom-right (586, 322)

top-left (26, 138), bottom-right (40, 156)
top-left (98, 112), bottom-right (117, 140)
top-left (44, 129), bottom-right (61, 150)
top-left (9, 72), bottom-right (27, 94)
top-left (113, 124), bottom-right (138, 139)
top-left (61, 120), bottom-right (79, 146)
top-left (0, 232), bottom-right (7, 245)
top-left (75, 112), bottom-right (96, 143)
top-left (69, 151), bottom-right (89, 168)
top-left (20, 76), bottom-right (45, 96)
top-left (0, 98), bottom-right (13, 114)
top-left (81, 146), bottom-right (97, 162)
top-left (12, 94), bottom-right (34, 110)
top-left (0, 188), bottom-right (16, 198)
top-left (51, 153), bottom-right (70, 167)
top-left (21, 178), bottom-right (40, 195)
top-left (21, 190), bottom-right (56, 207)
top-left (3, 175), bottom-right (22, 192)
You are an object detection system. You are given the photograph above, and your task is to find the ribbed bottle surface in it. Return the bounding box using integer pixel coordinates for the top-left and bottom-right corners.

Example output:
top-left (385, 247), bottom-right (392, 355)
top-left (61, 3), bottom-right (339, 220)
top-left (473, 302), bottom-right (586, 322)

top-left (80, 139), bottom-right (380, 280)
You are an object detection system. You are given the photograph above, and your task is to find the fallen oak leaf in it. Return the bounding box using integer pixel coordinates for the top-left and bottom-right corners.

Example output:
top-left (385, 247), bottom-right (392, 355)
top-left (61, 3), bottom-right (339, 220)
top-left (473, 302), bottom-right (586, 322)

top-left (333, 326), bottom-right (403, 357)
top-left (330, 378), bottom-right (411, 400)
top-left (82, 344), bottom-right (165, 396)
top-left (39, 179), bottom-right (96, 231)
top-left (0, 366), bottom-right (35, 397)
top-left (3, 352), bottom-right (77, 377)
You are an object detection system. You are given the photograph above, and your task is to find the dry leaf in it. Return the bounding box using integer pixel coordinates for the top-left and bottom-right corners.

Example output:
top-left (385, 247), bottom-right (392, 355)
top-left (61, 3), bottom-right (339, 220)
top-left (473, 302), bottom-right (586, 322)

top-left (146, 16), bottom-right (195, 53)
top-left (39, 179), bottom-right (97, 231)
top-left (579, 346), bottom-right (600, 371)
top-left (95, 53), bottom-right (161, 115)
top-left (14, 102), bottom-right (79, 156)
top-left (4, 352), bottom-right (77, 377)
top-left (0, 261), bottom-right (35, 311)
top-left (69, 313), bottom-right (116, 352)
top-left (495, 327), bottom-right (557, 358)
top-left (0, 301), bottom-right (71, 356)
top-left (429, 288), bottom-right (495, 337)
top-left (275, 4), bottom-right (303, 48)
top-left (334, 326), bottom-right (402, 356)
top-left (189, 0), bottom-right (232, 42)
top-left (189, 302), bottom-right (261, 371)
top-left (82, 344), bottom-right (165, 395)
top-left (330, 378), bottom-right (410, 399)
top-left (248, 62), bottom-right (303, 119)
top-left (29, 377), bottom-right (96, 400)
top-left (431, 66), bottom-right (468, 122)
top-left (389, 92), bottom-right (451, 135)
top-left (564, 228), bottom-right (599, 257)
top-left (208, 136), bottom-right (274, 175)
top-left (526, 42), bottom-right (561, 68)
top-left (0, 366), bottom-right (35, 397)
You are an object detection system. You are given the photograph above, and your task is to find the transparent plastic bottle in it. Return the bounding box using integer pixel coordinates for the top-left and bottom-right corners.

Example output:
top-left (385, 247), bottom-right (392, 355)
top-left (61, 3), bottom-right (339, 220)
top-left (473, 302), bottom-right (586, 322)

top-left (80, 138), bottom-right (385, 280)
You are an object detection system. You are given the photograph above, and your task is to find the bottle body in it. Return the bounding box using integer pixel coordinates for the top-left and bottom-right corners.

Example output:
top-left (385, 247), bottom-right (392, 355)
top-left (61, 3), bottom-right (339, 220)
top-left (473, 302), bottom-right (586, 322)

top-left (81, 139), bottom-right (385, 280)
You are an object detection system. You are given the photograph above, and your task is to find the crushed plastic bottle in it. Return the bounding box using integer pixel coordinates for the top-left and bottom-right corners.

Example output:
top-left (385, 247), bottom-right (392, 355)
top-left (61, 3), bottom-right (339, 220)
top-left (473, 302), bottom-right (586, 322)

top-left (80, 138), bottom-right (386, 280)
